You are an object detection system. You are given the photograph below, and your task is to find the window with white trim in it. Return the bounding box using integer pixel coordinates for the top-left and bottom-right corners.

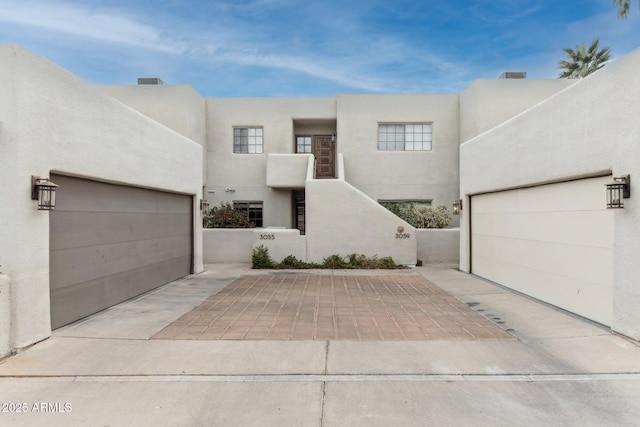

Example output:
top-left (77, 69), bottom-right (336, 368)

top-left (296, 136), bottom-right (312, 153)
top-left (378, 123), bottom-right (432, 151)
top-left (234, 127), bottom-right (263, 153)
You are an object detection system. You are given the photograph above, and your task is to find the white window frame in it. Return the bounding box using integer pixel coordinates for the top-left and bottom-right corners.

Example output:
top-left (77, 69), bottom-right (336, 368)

top-left (234, 127), bottom-right (264, 154)
top-left (378, 123), bottom-right (432, 151)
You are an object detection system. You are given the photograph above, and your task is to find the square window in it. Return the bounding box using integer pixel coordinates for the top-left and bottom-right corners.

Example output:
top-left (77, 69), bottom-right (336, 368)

top-left (233, 127), bottom-right (263, 154)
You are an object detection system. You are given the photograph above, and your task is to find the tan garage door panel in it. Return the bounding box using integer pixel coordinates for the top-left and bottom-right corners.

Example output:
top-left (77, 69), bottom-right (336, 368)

top-left (471, 176), bottom-right (613, 325)
top-left (50, 174), bottom-right (193, 329)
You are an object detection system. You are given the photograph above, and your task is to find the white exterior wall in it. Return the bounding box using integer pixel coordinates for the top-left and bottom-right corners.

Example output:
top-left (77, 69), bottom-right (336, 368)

top-left (95, 84), bottom-right (207, 147)
top-left (459, 79), bottom-right (576, 143)
top-left (416, 229), bottom-right (460, 264)
top-left (253, 229), bottom-right (307, 263)
top-left (460, 48), bottom-right (640, 339)
top-left (206, 98), bottom-right (336, 228)
top-left (0, 45), bottom-right (203, 355)
top-left (203, 229), bottom-right (255, 263)
top-left (337, 94), bottom-right (460, 227)
top-left (306, 174), bottom-right (417, 265)
top-left (96, 84), bottom-right (207, 184)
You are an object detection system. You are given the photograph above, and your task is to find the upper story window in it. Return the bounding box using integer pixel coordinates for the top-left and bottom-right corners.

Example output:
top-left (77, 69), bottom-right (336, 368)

top-left (378, 123), bottom-right (432, 151)
top-left (296, 136), bottom-right (312, 153)
top-left (234, 127), bottom-right (263, 154)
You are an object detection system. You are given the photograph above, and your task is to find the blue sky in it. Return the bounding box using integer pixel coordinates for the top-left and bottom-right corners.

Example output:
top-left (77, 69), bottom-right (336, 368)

top-left (1, 0), bottom-right (639, 97)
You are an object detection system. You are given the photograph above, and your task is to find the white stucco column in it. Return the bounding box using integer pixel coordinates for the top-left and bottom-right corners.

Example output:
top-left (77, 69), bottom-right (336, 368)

top-left (0, 274), bottom-right (11, 357)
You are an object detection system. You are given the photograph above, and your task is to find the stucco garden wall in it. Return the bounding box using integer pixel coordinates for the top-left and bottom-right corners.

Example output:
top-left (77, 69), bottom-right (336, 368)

top-left (459, 47), bottom-right (640, 340)
top-left (416, 229), bottom-right (459, 264)
top-left (203, 229), bottom-right (255, 263)
top-left (0, 45), bottom-right (204, 356)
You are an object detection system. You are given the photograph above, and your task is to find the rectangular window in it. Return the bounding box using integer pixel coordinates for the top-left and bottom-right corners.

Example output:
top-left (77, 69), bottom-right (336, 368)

top-left (233, 201), bottom-right (263, 227)
top-left (234, 127), bottom-right (263, 154)
top-left (378, 123), bottom-right (432, 151)
top-left (296, 136), bottom-right (312, 153)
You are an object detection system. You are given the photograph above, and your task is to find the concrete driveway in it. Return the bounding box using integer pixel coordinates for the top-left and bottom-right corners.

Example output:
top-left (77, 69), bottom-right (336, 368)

top-left (1, 263), bottom-right (639, 426)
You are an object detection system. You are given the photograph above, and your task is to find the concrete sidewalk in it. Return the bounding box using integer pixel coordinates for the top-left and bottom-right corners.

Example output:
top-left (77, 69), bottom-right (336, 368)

top-left (1, 264), bottom-right (639, 426)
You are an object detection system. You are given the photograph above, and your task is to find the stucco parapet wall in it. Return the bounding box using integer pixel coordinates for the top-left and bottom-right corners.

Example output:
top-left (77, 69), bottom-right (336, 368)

top-left (95, 84), bottom-right (207, 147)
top-left (459, 78), bottom-right (576, 143)
top-left (266, 154), bottom-right (313, 188)
top-left (1, 45), bottom-right (202, 196)
top-left (460, 48), bottom-right (640, 196)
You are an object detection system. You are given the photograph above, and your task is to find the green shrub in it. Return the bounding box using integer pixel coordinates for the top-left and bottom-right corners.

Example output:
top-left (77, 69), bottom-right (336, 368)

top-left (372, 256), bottom-right (401, 269)
top-left (252, 245), bottom-right (276, 269)
top-left (347, 253), bottom-right (369, 268)
top-left (381, 203), bottom-right (450, 229)
top-left (380, 202), bottom-right (418, 226)
top-left (413, 205), bottom-right (450, 229)
top-left (278, 255), bottom-right (312, 269)
top-left (322, 254), bottom-right (349, 269)
top-left (203, 202), bottom-right (255, 228)
top-left (251, 247), bottom-right (403, 270)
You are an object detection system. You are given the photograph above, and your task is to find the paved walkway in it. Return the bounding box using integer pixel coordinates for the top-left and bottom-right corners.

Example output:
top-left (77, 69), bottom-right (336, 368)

top-left (1, 264), bottom-right (639, 426)
top-left (153, 274), bottom-right (511, 340)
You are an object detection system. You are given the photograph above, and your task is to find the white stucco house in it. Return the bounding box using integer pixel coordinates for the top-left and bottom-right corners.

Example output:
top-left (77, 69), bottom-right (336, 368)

top-left (1, 44), bottom-right (638, 358)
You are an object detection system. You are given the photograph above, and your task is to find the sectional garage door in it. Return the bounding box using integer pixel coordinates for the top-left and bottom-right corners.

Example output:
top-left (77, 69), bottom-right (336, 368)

top-left (471, 176), bottom-right (613, 325)
top-left (50, 174), bottom-right (193, 329)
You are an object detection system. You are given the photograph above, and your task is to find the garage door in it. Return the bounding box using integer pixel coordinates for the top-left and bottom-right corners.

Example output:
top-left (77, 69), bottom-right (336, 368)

top-left (50, 174), bottom-right (193, 329)
top-left (471, 176), bottom-right (613, 325)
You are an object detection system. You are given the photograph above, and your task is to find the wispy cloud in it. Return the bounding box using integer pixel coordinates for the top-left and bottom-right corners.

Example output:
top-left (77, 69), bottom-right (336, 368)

top-left (0, 0), bottom-right (638, 96)
top-left (469, 0), bottom-right (543, 24)
top-left (0, 0), bottom-right (186, 53)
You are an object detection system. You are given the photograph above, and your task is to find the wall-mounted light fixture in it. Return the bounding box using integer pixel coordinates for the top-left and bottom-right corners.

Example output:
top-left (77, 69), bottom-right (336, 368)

top-left (452, 199), bottom-right (463, 215)
top-left (225, 187), bottom-right (235, 192)
top-left (605, 175), bottom-right (631, 209)
top-left (31, 176), bottom-right (59, 210)
top-left (200, 199), bottom-right (210, 213)
top-left (331, 134), bottom-right (336, 143)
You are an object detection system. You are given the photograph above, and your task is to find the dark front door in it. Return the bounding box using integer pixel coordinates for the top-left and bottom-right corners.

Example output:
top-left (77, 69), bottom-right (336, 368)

top-left (296, 135), bottom-right (336, 178)
top-left (313, 135), bottom-right (335, 178)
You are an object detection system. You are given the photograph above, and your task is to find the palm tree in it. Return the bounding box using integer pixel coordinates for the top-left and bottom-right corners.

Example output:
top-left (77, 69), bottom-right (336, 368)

top-left (557, 38), bottom-right (612, 79)
top-left (612, 0), bottom-right (637, 18)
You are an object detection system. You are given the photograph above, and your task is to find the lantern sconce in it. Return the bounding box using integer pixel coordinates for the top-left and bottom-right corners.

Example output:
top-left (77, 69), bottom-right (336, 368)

top-left (452, 199), bottom-right (463, 215)
top-left (331, 134), bottom-right (336, 143)
top-left (31, 175), bottom-right (59, 210)
top-left (200, 199), bottom-right (210, 213)
top-left (605, 175), bottom-right (630, 209)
